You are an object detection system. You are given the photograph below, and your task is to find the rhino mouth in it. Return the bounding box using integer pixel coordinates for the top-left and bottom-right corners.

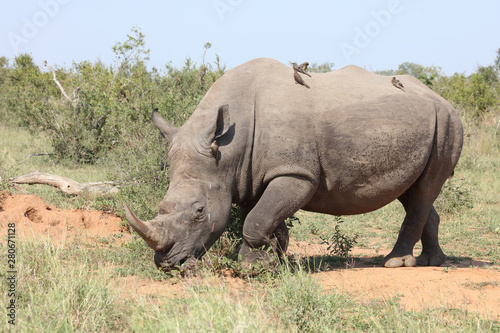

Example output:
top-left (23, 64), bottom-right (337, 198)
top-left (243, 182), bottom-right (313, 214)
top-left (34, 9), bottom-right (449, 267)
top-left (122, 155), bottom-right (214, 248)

top-left (155, 249), bottom-right (186, 270)
top-left (154, 247), bottom-right (202, 272)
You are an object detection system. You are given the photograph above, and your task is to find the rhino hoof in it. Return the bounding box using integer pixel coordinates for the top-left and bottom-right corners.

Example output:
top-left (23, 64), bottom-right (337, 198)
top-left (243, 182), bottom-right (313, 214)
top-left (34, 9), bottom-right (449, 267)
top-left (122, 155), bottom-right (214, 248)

top-left (242, 249), bottom-right (277, 265)
top-left (416, 253), bottom-right (446, 266)
top-left (240, 249), bottom-right (279, 275)
top-left (384, 255), bottom-right (416, 268)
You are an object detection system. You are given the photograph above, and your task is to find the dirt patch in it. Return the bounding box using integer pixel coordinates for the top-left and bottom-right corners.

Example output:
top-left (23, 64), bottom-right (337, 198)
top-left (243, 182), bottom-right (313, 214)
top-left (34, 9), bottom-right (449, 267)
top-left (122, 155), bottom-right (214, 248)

top-left (1, 193), bottom-right (498, 319)
top-left (114, 272), bottom-right (251, 305)
top-left (289, 240), bottom-right (499, 319)
top-left (0, 192), bottom-right (131, 245)
top-left (315, 267), bottom-right (499, 320)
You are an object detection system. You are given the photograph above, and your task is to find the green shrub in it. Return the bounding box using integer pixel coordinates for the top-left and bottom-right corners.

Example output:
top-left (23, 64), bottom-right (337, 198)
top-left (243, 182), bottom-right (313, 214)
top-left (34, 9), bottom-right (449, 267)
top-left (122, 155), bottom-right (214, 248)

top-left (105, 122), bottom-right (170, 220)
top-left (2, 28), bottom-right (224, 166)
top-left (436, 72), bottom-right (498, 119)
top-left (435, 177), bottom-right (474, 215)
top-left (396, 62), bottom-right (442, 88)
top-left (376, 49), bottom-right (500, 120)
top-left (318, 216), bottom-right (358, 258)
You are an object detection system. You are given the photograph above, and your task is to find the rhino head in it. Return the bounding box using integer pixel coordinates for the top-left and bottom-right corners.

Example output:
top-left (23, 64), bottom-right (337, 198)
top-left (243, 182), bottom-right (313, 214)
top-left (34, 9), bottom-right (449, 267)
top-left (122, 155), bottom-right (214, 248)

top-left (124, 105), bottom-right (233, 270)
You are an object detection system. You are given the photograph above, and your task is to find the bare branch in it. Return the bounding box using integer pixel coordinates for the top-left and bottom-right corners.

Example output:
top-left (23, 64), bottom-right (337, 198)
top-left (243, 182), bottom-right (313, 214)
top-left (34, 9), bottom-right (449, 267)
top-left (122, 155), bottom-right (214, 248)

top-left (199, 43), bottom-right (211, 86)
top-left (44, 60), bottom-right (78, 108)
top-left (17, 153), bottom-right (53, 164)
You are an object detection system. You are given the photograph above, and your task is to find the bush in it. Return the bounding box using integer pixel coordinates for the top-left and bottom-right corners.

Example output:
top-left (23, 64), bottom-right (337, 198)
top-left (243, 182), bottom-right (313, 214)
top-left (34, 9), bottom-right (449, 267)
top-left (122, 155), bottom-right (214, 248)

top-left (3, 28), bottom-right (225, 166)
top-left (435, 72), bottom-right (498, 120)
top-left (435, 177), bottom-right (474, 215)
top-left (105, 123), bottom-right (170, 220)
top-left (318, 216), bottom-right (358, 258)
top-left (0, 28), bottom-right (227, 219)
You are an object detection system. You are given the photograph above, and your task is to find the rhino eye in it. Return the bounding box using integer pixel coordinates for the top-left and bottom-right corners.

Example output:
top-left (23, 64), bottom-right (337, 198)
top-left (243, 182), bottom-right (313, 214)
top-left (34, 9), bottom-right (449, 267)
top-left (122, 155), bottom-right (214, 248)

top-left (192, 205), bottom-right (206, 222)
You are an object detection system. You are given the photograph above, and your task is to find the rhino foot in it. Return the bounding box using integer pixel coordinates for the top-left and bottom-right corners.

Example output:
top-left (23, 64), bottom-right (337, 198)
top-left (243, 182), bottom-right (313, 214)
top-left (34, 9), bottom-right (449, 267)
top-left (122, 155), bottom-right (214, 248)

top-left (241, 248), bottom-right (279, 266)
top-left (416, 252), bottom-right (446, 266)
top-left (240, 248), bottom-right (280, 275)
top-left (384, 254), bottom-right (417, 268)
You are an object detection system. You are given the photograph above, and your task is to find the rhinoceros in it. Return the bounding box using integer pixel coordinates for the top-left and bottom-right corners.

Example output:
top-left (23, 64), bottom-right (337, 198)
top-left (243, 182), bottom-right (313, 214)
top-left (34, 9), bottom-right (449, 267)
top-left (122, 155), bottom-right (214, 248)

top-left (124, 58), bottom-right (463, 270)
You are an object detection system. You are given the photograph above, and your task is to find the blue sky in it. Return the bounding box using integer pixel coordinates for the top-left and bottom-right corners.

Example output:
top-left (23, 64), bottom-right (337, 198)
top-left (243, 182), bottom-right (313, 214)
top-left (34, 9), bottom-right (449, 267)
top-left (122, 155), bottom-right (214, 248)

top-left (1, 0), bottom-right (499, 75)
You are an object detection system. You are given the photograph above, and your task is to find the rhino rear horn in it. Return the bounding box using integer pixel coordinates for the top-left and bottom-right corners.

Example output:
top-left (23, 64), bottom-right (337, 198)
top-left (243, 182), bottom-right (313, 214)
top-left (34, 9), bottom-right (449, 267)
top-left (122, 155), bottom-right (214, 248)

top-left (152, 108), bottom-right (178, 141)
top-left (124, 204), bottom-right (161, 250)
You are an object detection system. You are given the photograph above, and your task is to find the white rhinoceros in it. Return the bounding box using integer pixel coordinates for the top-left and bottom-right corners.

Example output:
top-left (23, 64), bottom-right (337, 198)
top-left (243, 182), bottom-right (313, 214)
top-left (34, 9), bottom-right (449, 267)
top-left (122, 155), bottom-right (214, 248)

top-left (125, 58), bottom-right (463, 270)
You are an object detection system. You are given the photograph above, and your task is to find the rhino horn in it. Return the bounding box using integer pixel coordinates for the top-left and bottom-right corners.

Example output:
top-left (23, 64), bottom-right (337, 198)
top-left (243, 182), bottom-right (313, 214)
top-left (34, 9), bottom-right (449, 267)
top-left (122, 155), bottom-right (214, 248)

top-left (124, 204), bottom-right (161, 250)
top-left (152, 108), bottom-right (178, 141)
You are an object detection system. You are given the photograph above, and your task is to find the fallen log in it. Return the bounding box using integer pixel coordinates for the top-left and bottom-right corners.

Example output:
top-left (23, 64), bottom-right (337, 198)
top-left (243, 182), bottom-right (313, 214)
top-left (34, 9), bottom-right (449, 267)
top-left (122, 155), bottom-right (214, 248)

top-left (9, 171), bottom-right (120, 198)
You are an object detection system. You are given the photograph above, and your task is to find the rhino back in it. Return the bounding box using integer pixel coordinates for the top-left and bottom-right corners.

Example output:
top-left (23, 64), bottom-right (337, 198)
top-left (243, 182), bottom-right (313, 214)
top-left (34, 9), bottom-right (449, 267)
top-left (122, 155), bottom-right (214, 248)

top-left (246, 60), bottom-right (439, 210)
top-left (176, 59), bottom-right (453, 212)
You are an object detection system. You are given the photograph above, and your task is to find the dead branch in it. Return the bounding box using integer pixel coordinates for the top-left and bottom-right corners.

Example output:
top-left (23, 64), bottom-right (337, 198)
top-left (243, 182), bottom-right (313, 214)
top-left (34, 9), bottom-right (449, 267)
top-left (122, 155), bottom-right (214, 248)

top-left (17, 153), bottom-right (54, 164)
top-left (199, 43), bottom-right (211, 86)
top-left (44, 60), bottom-right (78, 108)
top-left (9, 171), bottom-right (120, 198)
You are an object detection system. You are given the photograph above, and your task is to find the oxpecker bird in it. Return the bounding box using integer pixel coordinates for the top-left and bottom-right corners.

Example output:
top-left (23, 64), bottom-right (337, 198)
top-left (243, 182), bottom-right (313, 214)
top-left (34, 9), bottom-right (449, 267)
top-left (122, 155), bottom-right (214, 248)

top-left (392, 76), bottom-right (406, 92)
top-left (211, 140), bottom-right (219, 165)
top-left (292, 62), bottom-right (311, 77)
top-left (294, 71), bottom-right (310, 89)
top-left (299, 62), bottom-right (309, 71)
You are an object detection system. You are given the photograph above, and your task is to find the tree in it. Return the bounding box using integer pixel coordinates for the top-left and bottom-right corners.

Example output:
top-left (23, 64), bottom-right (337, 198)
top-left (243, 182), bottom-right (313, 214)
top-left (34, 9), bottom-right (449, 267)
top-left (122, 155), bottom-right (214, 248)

top-left (476, 65), bottom-right (498, 84)
top-left (308, 61), bottom-right (334, 73)
top-left (394, 62), bottom-right (442, 88)
top-left (436, 72), bottom-right (497, 119)
top-left (494, 48), bottom-right (500, 72)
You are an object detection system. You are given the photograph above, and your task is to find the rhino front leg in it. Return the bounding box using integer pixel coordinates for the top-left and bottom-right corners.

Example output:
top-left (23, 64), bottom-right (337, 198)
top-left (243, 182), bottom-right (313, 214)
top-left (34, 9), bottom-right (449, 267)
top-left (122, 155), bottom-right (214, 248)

top-left (271, 220), bottom-right (289, 257)
top-left (239, 175), bottom-right (316, 266)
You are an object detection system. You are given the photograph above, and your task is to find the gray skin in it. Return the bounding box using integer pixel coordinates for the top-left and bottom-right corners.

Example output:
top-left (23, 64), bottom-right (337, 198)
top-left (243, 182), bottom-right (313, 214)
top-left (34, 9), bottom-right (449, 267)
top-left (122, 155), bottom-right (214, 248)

top-left (124, 58), bottom-right (463, 270)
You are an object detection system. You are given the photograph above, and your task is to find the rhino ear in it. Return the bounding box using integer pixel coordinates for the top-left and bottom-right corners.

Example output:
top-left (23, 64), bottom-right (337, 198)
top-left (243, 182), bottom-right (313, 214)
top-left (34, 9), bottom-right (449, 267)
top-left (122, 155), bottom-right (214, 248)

top-left (152, 108), bottom-right (178, 141)
top-left (199, 104), bottom-right (231, 148)
top-left (214, 104), bottom-right (230, 139)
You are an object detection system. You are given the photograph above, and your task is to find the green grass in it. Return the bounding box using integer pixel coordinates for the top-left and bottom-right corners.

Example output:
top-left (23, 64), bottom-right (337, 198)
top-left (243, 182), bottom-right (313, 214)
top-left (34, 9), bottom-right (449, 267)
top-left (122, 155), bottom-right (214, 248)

top-left (1, 239), bottom-right (498, 332)
top-left (1, 117), bottom-right (499, 331)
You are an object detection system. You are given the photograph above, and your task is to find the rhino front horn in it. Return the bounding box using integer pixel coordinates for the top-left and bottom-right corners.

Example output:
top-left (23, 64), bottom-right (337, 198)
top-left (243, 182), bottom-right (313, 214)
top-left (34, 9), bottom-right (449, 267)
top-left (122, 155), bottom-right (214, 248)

top-left (124, 204), bottom-right (161, 250)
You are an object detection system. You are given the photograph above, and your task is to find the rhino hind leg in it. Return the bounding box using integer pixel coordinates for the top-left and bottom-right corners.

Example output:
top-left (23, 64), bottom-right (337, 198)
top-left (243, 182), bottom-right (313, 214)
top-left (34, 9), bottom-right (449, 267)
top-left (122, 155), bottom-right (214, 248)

top-left (384, 189), bottom-right (431, 268)
top-left (416, 206), bottom-right (446, 266)
top-left (239, 175), bottom-right (315, 266)
top-left (385, 177), bottom-right (448, 268)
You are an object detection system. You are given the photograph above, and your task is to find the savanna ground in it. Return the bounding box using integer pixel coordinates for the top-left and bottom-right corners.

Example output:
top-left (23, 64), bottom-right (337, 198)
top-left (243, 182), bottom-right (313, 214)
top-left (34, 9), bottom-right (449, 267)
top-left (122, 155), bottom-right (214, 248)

top-left (0, 119), bottom-right (499, 332)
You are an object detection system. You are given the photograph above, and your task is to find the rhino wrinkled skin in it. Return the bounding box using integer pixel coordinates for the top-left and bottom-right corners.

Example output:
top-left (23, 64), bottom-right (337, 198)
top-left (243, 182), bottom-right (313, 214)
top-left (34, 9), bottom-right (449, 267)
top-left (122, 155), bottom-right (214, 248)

top-left (125, 58), bottom-right (463, 270)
